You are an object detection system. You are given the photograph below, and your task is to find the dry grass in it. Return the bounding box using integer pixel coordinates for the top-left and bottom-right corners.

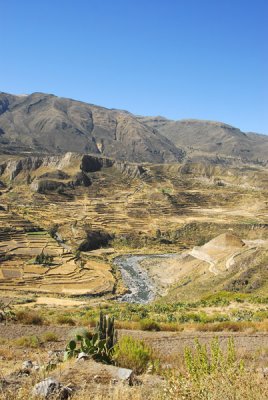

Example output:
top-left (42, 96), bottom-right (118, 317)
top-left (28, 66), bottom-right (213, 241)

top-left (195, 320), bottom-right (268, 332)
top-left (56, 315), bottom-right (76, 326)
top-left (0, 384), bottom-right (159, 400)
top-left (13, 335), bottom-right (41, 348)
top-left (115, 320), bottom-right (140, 330)
top-left (0, 368), bottom-right (267, 400)
top-left (162, 369), bottom-right (268, 400)
top-left (41, 331), bottom-right (59, 342)
top-left (15, 310), bottom-right (44, 325)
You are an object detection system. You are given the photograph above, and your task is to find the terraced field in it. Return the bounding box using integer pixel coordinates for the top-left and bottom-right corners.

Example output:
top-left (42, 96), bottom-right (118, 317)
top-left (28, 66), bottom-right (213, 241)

top-left (0, 153), bottom-right (267, 300)
top-left (0, 208), bottom-right (114, 296)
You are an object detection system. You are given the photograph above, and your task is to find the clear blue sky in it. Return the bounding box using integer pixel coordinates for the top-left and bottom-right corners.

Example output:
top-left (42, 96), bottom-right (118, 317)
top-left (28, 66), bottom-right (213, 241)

top-left (1, 0), bottom-right (267, 133)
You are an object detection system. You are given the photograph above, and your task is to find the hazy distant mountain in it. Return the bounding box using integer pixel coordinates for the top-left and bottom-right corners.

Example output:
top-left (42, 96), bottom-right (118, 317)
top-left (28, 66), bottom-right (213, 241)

top-left (139, 116), bottom-right (268, 164)
top-left (0, 91), bottom-right (267, 165)
top-left (0, 92), bottom-right (183, 163)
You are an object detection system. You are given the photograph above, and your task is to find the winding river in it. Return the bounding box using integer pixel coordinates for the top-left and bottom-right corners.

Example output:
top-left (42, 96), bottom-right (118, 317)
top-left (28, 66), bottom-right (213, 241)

top-left (113, 254), bottom-right (176, 304)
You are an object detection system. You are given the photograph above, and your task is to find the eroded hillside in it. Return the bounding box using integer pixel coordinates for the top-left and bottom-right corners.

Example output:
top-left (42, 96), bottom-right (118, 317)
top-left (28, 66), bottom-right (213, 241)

top-left (0, 152), bottom-right (267, 299)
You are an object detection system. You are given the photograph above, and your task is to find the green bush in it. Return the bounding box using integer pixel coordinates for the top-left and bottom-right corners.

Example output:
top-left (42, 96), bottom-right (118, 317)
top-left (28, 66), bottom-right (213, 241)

top-left (35, 252), bottom-right (54, 266)
top-left (140, 319), bottom-right (160, 331)
top-left (184, 337), bottom-right (243, 381)
top-left (113, 336), bottom-right (153, 374)
top-left (253, 310), bottom-right (268, 321)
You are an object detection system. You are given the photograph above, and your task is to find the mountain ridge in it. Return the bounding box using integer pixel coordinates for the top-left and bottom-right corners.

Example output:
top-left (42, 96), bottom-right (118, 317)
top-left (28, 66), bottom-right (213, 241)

top-left (0, 91), bottom-right (267, 165)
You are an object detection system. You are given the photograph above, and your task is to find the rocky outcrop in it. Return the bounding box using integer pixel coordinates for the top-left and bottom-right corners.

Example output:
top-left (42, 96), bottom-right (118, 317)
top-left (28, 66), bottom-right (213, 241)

top-left (31, 179), bottom-right (66, 194)
top-left (78, 229), bottom-right (113, 251)
top-left (114, 162), bottom-right (148, 179)
top-left (80, 154), bottom-right (113, 172)
top-left (0, 153), bottom-right (152, 187)
top-left (31, 172), bottom-right (92, 193)
top-left (0, 153), bottom-right (83, 181)
top-left (3, 153), bottom-right (82, 180)
top-left (32, 378), bottom-right (72, 399)
top-left (68, 172), bottom-right (91, 187)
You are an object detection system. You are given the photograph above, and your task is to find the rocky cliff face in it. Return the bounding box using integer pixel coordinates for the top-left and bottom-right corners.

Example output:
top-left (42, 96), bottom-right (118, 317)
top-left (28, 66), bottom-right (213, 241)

top-left (0, 153), bottom-right (151, 187)
top-left (0, 92), bottom-right (184, 163)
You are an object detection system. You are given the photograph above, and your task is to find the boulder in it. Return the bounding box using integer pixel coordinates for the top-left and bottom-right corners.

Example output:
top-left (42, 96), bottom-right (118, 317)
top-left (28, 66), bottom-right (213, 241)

top-left (31, 179), bottom-right (66, 194)
top-left (117, 368), bottom-right (134, 385)
top-left (32, 378), bottom-right (72, 399)
top-left (22, 360), bottom-right (33, 369)
top-left (21, 360), bottom-right (40, 372)
top-left (76, 352), bottom-right (89, 362)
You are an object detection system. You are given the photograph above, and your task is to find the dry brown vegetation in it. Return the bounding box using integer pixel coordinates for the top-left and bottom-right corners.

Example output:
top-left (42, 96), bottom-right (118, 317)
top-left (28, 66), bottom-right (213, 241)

top-left (0, 323), bottom-right (267, 400)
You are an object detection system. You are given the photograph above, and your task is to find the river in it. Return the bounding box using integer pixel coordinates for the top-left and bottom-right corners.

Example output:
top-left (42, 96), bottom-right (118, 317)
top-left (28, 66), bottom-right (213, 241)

top-left (113, 254), bottom-right (177, 304)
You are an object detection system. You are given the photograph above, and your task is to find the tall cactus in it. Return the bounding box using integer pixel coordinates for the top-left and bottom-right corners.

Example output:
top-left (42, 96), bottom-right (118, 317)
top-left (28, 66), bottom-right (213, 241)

top-left (96, 311), bottom-right (116, 350)
top-left (98, 311), bottom-right (105, 340)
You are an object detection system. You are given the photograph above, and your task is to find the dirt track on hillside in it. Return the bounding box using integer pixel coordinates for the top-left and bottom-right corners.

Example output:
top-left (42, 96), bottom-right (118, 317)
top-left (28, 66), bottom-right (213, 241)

top-left (0, 323), bottom-right (267, 359)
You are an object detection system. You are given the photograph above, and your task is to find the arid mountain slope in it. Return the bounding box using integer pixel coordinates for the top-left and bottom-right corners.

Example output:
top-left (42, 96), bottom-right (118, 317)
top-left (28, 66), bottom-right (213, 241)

top-left (0, 92), bottom-right (183, 163)
top-left (1, 91), bottom-right (268, 165)
top-left (139, 117), bottom-right (268, 165)
top-left (140, 232), bottom-right (268, 301)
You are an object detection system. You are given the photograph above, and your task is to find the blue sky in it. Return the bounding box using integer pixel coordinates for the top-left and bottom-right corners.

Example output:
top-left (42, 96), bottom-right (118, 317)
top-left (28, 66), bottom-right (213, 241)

top-left (1, 0), bottom-right (267, 133)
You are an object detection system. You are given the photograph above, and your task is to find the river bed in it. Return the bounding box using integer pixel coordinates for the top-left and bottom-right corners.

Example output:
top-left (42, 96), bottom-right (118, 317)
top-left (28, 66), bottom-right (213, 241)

top-left (113, 254), bottom-right (178, 304)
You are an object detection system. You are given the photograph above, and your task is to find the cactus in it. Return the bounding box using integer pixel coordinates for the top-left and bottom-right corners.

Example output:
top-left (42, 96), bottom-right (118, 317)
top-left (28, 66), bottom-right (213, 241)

top-left (106, 316), bottom-right (115, 350)
top-left (96, 311), bottom-right (116, 350)
top-left (64, 311), bottom-right (117, 364)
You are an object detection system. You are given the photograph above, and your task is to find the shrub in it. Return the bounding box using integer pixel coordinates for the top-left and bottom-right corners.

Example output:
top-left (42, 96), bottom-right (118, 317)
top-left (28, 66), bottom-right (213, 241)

top-left (159, 322), bottom-right (184, 332)
top-left (115, 320), bottom-right (140, 330)
top-left (16, 310), bottom-right (44, 325)
top-left (0, 301), bottom-right (16, 323)
top-left (163, 366), bottom-right (264, 400)
top-left (139, 319), bottom-right (160, 331)
top-left (113, 336), bottom-right (153, 374)
top-left (14, 335), bottom-right (41, 348)
top-left (197, 322), bottom-right (245, 332)
top-left (178, 312), bottom-right (202, 323)
top-left (254, 310), bottom-right (268, 321)
top-left (184, 337), bottom-right (242, 381)
top-left (42, 332), bottom-right (59, 342)
top-left (57, 315), bottom-right (76, 326)
top-left (35, 251), bottom-right (54, 265)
